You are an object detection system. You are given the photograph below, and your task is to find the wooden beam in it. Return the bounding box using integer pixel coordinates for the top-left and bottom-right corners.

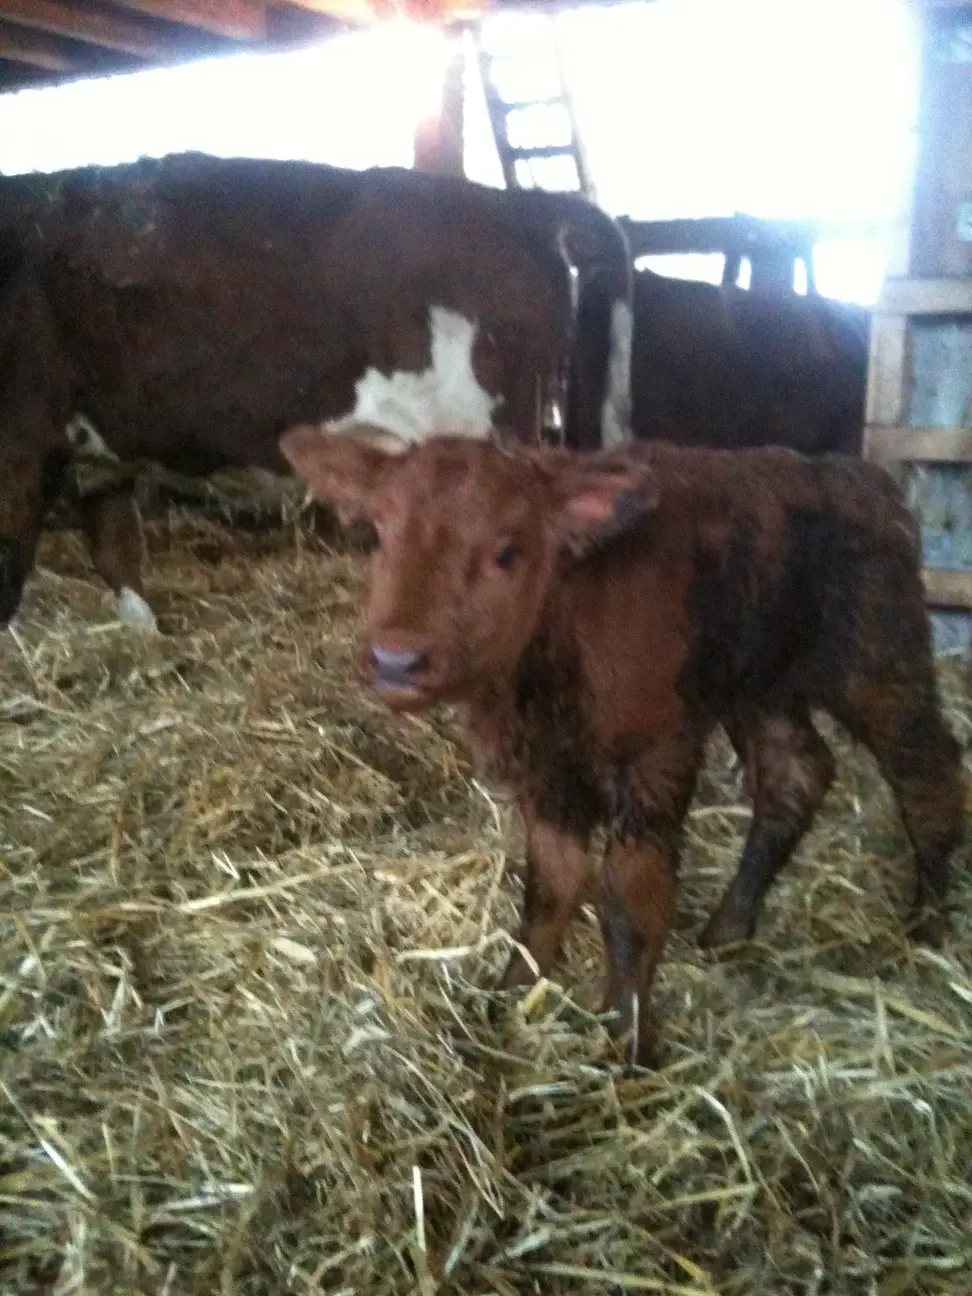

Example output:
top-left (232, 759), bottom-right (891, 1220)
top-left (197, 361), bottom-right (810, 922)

top-left (413, 33), bottom-right (465, 177)
top-left (923, 568), bottom-right (972, 610)
top-left (619, 215), bottom-right (881, 261)
top-left (109, 0), bottom-right (266, 43)
top-left (0, 19), bottom-right (75, 69)
top-left (280, 0), bottom-right (386, 23)
top-left (877, 277), bottom-right (972, 316)
top-left (863, 314), bottom-right (908, 429)
top-left (865, 424), bottom-right (972, 466)
top-left (285, 0), bottom-right (487, 22)
top-left (0, 0), bottom-right (166, 58)
top-left (0, 52), bottom-right (63, 88)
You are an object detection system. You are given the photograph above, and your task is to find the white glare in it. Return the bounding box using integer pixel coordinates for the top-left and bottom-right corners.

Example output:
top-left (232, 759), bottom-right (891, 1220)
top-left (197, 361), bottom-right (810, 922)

top-left (0, 0), bottom-right (919, 304)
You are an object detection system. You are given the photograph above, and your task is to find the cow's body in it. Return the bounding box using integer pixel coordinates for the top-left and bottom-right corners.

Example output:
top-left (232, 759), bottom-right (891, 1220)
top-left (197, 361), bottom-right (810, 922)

top-left (281, 431), bottom-right (963, 1066)
top-left (571, 266), bottom-right (869, 455)
top-left (0, 152), bottom-right (632, 626)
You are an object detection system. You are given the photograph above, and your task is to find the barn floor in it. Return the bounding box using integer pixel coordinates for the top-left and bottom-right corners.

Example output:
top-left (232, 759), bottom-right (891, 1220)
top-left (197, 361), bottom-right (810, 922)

top-left (2, 508), bottom-right (971, 1296)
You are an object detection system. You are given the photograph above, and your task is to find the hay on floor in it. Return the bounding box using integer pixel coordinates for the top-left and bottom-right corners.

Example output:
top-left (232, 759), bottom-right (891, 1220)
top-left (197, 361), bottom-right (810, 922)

top-left (1, 505), bottom-right (971, 1296)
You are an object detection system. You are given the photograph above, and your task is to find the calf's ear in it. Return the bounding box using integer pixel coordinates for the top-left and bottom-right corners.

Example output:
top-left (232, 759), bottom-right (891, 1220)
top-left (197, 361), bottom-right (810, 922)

top-left (279, 424), bottom-right (392, 514)
top-left (548, 453), bottom-right (659, 556)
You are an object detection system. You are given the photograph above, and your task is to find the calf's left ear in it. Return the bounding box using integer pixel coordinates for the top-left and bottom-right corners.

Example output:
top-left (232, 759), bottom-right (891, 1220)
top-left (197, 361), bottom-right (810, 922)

top-left (548, 453), bottom-right (659, 555)
top-left (279, 424), bottom-right (390, 515)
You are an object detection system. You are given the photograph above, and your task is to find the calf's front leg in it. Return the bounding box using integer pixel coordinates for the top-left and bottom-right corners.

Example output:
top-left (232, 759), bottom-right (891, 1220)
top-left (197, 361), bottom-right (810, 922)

top-left (499, 809), bottom-right (594, 990)
top-left (599, 739), bottom-right (699, 1065)
top-left (598, 837), bottom-right (677, 1067)
top-left (79, 488), bottom-right (156, 630)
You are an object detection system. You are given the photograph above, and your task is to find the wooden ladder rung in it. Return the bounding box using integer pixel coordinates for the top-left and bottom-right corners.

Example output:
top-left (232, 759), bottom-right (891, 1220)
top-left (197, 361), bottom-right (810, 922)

top-left (507, 144), bottom-right (578, 160)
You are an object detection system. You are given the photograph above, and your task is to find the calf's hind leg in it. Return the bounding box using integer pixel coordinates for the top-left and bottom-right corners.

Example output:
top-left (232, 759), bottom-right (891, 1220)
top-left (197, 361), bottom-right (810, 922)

top-left (839, 675), bottom-right (963, 946)
top-left (700, 706), bottom-right (836, 949)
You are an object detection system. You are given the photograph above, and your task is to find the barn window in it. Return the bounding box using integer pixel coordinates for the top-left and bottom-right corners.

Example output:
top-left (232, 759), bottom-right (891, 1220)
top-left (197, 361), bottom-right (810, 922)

top-left (468, 0), bottom-right (920, 304)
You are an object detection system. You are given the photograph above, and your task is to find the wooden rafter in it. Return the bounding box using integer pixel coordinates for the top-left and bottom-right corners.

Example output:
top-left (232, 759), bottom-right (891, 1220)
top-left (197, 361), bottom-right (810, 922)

top-left (0, 0), bottom-right (163, 57)
top-left (286, 0), bottom-right (485, 25)
top-left (283, 0), bottom-right (397, 24)
top-left (0, 0), bottom-right (490, 95)
top-left (109, 0), bottom-right (266, 43)
top-left (0, 17), bottom-right (77, 67)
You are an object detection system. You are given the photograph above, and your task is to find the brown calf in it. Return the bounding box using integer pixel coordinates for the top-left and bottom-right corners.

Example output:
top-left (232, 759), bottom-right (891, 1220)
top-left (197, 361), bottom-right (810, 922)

top-left (280, 430), bottom-right (964, 1066)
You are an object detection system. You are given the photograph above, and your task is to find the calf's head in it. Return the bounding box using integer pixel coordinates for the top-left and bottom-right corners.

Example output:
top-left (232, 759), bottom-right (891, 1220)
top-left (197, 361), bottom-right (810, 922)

top-left (280, 427), bottom-right (657, 711)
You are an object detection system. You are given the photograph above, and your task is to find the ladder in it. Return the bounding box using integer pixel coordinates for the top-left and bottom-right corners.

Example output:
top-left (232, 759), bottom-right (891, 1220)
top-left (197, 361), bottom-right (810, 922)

top-left (474, 14), bottom-right (595, 200)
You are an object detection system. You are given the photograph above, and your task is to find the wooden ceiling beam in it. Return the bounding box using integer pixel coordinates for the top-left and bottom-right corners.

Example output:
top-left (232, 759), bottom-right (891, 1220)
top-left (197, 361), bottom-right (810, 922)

top-left (283, 0), bottom-right (486, 24)
top-left (0, 0), bottom-right (171, 58)
top-left (280, 0), bottom-right (385, 24)
top-left (0, 51), bottom-right (63, 85)
top-left (108, 0), bottom-right (267, 43)
top-left (0, 17), bottom-right (78, 67)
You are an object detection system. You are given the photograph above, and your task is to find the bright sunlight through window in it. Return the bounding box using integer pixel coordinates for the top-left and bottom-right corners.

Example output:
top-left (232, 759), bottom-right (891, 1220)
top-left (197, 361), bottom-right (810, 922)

top-left (0, 0), bottom-right (919, 305)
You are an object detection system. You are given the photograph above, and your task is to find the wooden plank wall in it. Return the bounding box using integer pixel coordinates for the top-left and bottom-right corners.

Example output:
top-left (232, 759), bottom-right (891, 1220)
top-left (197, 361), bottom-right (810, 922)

top-left (864, 0), bottom-right (972, 651)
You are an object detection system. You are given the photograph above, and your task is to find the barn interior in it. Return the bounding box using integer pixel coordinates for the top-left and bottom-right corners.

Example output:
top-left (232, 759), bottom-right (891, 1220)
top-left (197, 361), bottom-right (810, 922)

top-left (1, 1), bottom-right (971, 1293)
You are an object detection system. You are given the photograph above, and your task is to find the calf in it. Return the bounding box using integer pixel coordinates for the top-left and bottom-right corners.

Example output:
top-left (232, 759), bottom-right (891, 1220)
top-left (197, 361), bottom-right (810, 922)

top-left (280, 430), bottom-right (964, 1065)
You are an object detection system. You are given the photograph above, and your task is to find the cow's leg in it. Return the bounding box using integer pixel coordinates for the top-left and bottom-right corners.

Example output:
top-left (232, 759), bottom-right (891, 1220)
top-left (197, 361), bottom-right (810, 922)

top-left (499, 808), bottom-right (595, 989)
top-left (837, 674), bottom-right (963, 947)
top-left (79, 488), bottom-right (156, 630)
top-left (700, 707), bottom-right (835, 949)
top-left (64, 415), bottom-right (155, 628)
top-left (598, 737), bottom-right (700, 1065)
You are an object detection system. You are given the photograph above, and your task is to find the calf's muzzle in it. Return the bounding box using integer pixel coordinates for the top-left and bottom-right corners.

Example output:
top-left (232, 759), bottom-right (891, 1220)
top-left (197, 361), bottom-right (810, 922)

top-left (367, 643), bottom-right (428, 688)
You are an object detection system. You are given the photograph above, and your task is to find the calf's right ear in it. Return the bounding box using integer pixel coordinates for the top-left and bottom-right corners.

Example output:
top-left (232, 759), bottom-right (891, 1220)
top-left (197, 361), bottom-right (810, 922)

top-left (279, 424), bottom-right (390, 514)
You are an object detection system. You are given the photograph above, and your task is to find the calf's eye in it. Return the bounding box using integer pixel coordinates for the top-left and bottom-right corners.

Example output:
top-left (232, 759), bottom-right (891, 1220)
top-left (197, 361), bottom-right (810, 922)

top-left (495, 543), bottom-right (519, 571)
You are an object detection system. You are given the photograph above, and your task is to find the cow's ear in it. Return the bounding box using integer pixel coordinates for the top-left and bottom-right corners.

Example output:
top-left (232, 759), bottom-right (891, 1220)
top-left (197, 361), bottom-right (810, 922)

top-left (279, 424), bottom-right (392, 513)
top-left (547, 452), bottom-right (659, 556)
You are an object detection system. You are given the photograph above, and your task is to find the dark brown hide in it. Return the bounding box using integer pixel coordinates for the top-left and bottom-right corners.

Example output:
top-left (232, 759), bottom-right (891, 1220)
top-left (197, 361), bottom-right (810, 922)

top-left (570, 266), bottom-right (869, 455)
top-left (0, 153), bottom-right (631, 622)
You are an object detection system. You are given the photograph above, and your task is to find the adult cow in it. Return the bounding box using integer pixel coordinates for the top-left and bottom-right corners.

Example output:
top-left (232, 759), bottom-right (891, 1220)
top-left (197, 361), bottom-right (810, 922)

top-left (570, 265), bottom-right (869, 455)
top-left (0, 151), bottom-right (632, 628)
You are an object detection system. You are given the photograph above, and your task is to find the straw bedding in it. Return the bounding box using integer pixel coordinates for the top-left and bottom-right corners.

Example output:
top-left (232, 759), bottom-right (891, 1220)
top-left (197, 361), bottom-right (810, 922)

top-left (1, 496), bottom-right (971, 1296)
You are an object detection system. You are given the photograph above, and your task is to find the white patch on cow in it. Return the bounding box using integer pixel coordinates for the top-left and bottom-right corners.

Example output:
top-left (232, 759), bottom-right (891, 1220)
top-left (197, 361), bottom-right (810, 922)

top-left (601, 300), bottom-right (634, 449)
top-left (325, 306), bottom-right (499, 443)
top-left (66, 414), bottom-right (117, 461)
top-left (116, 587), bottom-right (157, 631)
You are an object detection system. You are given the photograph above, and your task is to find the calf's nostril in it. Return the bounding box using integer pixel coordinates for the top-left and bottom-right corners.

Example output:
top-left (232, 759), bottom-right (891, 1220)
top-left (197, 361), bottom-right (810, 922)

top-left (369, 643), bottom-right (427, 684)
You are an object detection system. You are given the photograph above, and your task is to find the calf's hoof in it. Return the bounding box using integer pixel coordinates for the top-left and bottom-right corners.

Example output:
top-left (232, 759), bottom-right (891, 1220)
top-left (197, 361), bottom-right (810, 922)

top-left (698, 903), bottom-right (756, 950)
top-left (602, 994), bottom-right (659, 1070)
top-left (116, 587), bottom-right (158, 632)
top-left (498, 949), bottom-right (541, 993)
top-left (907, 907), bottom-right (952, 949)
